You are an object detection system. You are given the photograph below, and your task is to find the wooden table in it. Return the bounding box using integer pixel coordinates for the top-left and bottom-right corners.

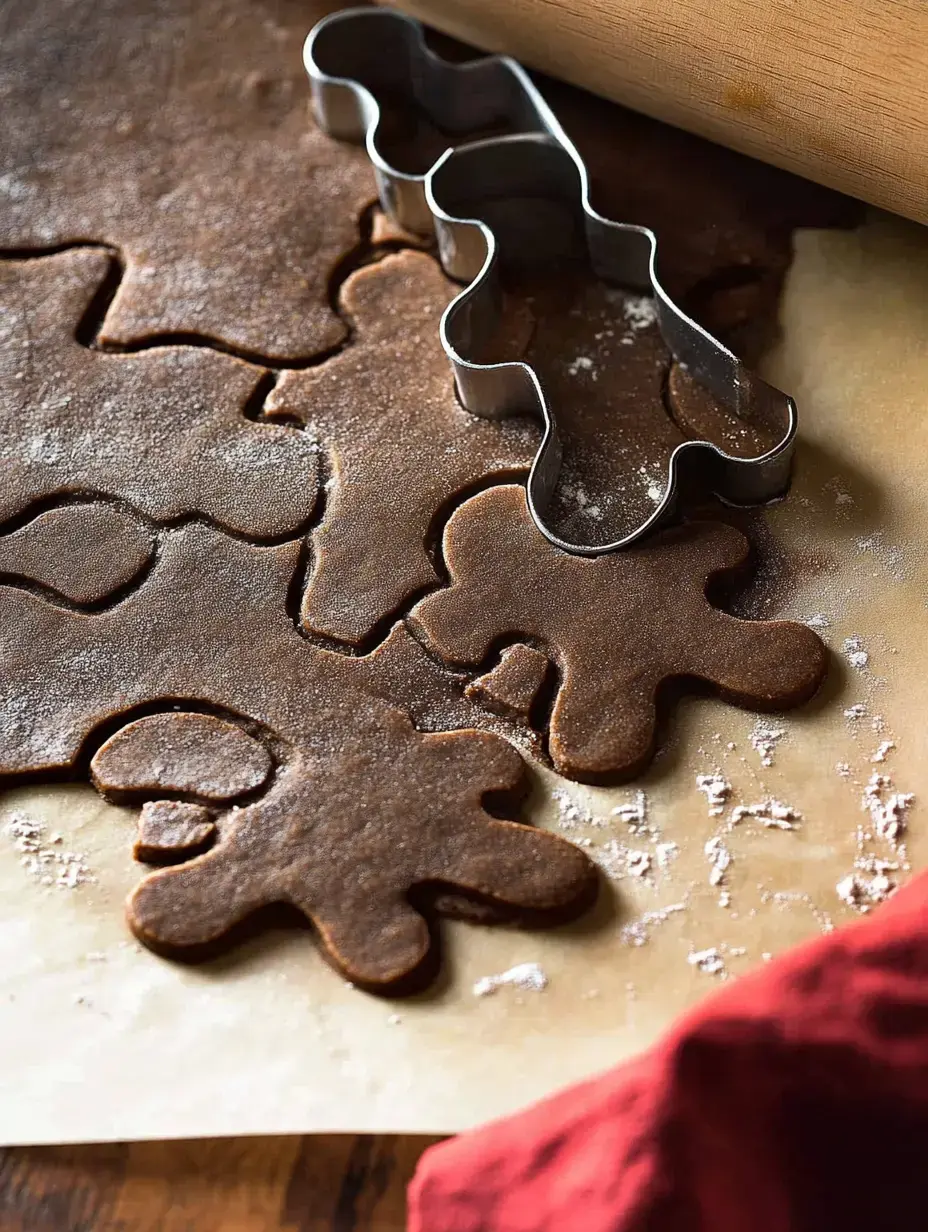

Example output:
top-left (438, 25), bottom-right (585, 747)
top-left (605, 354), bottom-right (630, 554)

top-left (0, 1136), bottom-right (442, 1231)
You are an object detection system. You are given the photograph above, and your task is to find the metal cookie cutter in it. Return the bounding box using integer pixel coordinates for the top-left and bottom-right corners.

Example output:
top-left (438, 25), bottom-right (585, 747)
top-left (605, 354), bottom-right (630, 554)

top-left (305, 6), bottom-right (560, 235)
top-left (304, 8), bottom-right (797, 555)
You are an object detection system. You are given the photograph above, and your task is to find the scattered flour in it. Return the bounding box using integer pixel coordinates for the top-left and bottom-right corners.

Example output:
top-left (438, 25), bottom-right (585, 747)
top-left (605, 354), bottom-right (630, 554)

top-left (4, 812), bottom-right (94, 889)
top-left (654, 841), bottom-right (679, 870)
top-left (696, 773), bottom-right (730, 816)
top-left (557, 480), bottom-right (604, 521)
top-left (844, 703), bottom-right (867, 721)
top-left (836, 871), bottom-right (894, 912)
top-left (621, 294), bottom-right (658, 333)
top-left (611, 788), bottom-right (645, 827)
top-left (843, 636), bottom-right (869, 670)
top-left (804, 614), bottom-right (830, 629)
top-left (687, 947), bottom-right (725, 976)
top-left (871, 740), bottom-right (895, 763)
top-left (610, 790), bottom-right (648, 831)
top-left (620, 901), bottom-right (686, 947)
top-left (854, 533), bottom-right (909, 582)
top-left (704, 836), bottom-right (731, 887)
top-left (566, 355), bottom-right (596, 379)
top-left (594, 839), bottom-right (652, 881)
top-left (731, 799), bottom-right (801, 830)
top-left (856, 854), bottom-right (899, 875)
top-left (823, 478), bottom-right (854, 508)
top-left (763, 889), bottom-right (835, 934)
top-left (552, 788), bottom-right (602, 830)
top-left (625, 850), bottom-right (652, 879)
top-left (473, 962), bottom-right (548, 997)
top-left (750, 720), bottom-right (787, 767)
top-left (862, 772), bottom-right (914, 844)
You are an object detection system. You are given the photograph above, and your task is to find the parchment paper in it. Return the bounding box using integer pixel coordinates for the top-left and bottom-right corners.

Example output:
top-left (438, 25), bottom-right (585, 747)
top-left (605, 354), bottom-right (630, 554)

top-left (2, 209), bottom-right (927, 1144)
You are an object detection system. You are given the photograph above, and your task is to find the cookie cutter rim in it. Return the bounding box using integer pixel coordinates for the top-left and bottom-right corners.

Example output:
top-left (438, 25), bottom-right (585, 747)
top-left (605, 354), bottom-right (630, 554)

top-left (304, 8), bottom-right (797, 556)
top-left (304, 7), bottom-right (557, 235)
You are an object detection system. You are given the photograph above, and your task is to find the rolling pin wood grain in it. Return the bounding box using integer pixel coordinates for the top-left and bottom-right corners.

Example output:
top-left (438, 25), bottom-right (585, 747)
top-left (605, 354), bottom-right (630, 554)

top-left (391, 0), bottom-right (928, 224)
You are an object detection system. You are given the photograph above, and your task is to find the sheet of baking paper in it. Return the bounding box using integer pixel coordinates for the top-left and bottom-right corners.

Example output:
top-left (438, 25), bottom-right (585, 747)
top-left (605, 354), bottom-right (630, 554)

top-left (1, 209), bottom-right (926, 1144)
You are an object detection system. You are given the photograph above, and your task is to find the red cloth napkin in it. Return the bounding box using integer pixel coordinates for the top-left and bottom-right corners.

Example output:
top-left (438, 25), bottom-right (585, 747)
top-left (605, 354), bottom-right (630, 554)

top-left (409, 872), bottom-right (928, 1231)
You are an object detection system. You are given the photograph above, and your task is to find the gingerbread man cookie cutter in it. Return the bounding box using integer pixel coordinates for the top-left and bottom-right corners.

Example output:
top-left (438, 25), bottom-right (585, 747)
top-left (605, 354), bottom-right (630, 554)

top-left (304, 7), bottom-right (797, 555)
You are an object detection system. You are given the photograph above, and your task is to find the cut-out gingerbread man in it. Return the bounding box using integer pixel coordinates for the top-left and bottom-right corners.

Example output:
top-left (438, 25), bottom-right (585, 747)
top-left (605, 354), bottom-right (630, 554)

top-left (412, 485), bottom-right (827, 782)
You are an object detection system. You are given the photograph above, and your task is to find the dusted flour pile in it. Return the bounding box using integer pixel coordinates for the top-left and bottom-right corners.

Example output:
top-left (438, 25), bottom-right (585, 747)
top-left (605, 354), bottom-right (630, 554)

top-left (473, 963), bottom-right (549, 997)
top-left (731, 800), bottom-right (801, 830)
top-left (696, 774), bottom-right (731, 816)
top-left (4, 812), bottom-right (94, 889)
top-left (750, 720), bottom-right (787, 768)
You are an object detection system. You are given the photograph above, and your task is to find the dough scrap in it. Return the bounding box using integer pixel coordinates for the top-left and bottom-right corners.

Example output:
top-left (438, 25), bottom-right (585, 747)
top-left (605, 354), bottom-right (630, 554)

top-left (0, 503), bottom-right (154, 605)
top-left (356, 624), bottom-right (543, 759)
top-left (91, 713), bottom-right (273, 802)
top-left (0, 252), bottom-right (320, 538)
top-left (135, 801), bottom-right (217, 863)
top-left (466, 646), bottom-right (551, 721)
top-left (0, 0), bottom-right (375, 362)
top-left (0, 521), bottom-right (594, 990)
top-left (412, 486), bottom-right (828, 782)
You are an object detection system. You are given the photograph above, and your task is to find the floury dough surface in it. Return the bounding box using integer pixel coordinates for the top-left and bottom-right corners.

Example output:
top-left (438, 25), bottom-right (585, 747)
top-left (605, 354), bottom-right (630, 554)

top-left (0, 0), bottom-right (376, 362)
top-left (0, 521), bottom-right (594, 989)
top-left (0, 252), bottom-right (322, 539)
top-left (90, 714), bottom-right (275, 803)
top-left (2, 211), bottom-right (925, 1142)
top-left (0, 503), bottom-right (155, 605)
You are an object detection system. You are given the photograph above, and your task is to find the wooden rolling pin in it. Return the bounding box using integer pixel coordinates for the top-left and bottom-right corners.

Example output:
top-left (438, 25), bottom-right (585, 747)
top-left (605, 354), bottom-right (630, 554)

top-left (390, 0), bottom-right (928, 225)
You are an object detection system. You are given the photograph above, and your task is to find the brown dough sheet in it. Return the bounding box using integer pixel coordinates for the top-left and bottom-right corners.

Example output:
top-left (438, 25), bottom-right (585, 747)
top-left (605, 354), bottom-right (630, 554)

top-left (412, 485), bottom-right (827, 782)
top-left (0, 0), bottom-right (860, 995)
top-left (0, 521), bottom-right (594, 990)
top-left (0, 0), bottom-right (375, 362)
top-left (0, 252), bottom-right (320, 538)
